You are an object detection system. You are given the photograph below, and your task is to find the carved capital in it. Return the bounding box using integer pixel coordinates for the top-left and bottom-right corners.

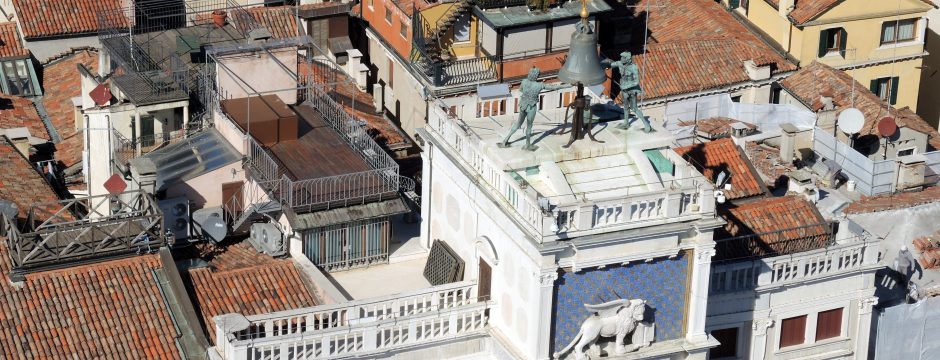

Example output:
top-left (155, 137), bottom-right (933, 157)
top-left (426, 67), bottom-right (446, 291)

top-left (858, 297), bottom-right (879, 315)
top-left (695, 248), bottom-right (716, 262)
top-left (752, 318), bottom-right (774, 336)
top-left (538, 271), bottom-right (559, 288)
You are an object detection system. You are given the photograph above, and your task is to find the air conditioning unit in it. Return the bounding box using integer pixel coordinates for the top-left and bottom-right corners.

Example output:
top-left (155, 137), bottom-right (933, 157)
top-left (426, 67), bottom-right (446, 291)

top-left (250, 223), bottom-right (285, 257)
top-left (193, 207), bottom-right (228, 243)
top-left (159, 197), bottom-right (190, 242)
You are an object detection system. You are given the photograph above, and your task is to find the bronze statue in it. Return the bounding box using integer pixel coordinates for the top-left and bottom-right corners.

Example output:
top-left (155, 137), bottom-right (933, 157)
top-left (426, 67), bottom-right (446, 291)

top-left (605, 52), bottom-right (652, 133)
top-left (499, 67), bottom-right (567, 151)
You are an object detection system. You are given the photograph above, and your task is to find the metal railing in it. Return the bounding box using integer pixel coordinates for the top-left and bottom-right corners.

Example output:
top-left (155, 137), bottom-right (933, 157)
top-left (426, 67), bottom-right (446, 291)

top-left (112, 129), bottom-right (186, 164)
top-left (714, 222), bottom-right (837, 263)
top-left (3, 191), bottom-right (166, 273)
top-left (414, 55), bottom-right (499, 87)
top-left (710, 237), bottom-right (879, 294)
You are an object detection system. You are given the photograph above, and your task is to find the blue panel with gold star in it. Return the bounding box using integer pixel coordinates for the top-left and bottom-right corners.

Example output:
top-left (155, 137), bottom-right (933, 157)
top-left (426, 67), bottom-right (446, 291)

top-left (550, 253), bottom-right (689, 353)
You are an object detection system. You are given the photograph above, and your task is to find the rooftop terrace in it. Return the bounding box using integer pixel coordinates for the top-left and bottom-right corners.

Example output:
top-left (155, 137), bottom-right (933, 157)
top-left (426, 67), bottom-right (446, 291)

top-left (424, 100), bottom-right (713, 240)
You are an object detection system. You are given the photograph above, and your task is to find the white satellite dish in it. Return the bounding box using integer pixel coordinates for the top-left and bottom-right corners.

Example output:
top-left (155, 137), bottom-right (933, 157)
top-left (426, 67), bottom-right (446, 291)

top-left (838, 108), bottom-right (864, 135)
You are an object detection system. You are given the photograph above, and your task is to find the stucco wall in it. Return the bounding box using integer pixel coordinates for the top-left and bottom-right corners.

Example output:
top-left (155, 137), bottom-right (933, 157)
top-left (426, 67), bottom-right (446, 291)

top-left (216, 48), bottom-right (298, 105)
top-left (165, 161), bottom-right (245, 210)
top-left (367, 29), bottom-right (426, 140)
top-left (425, 141), bottom-right (545, 359)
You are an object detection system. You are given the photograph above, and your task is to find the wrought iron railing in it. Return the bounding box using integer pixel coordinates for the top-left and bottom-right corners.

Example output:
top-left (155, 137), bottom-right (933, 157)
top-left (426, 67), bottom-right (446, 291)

top-left (413, 55), bottom-right (499, 87)
top-left (714, 222), bottom-right (837, 263)
top-left (3, 191), bottom-right (166, 274)
top-left (112, 128), bottom-right (186, 164)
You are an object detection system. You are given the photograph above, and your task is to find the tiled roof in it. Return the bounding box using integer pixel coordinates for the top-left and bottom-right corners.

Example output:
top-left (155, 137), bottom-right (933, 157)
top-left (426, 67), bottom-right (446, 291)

top-left (184, 242), bottom-right (318, 342)
top-left (0, 246), bottom-right (182, 359)
top-left (41, 49), bottom-right (99, 169)
top-left (0, 137), bottom-right (60, 218)
top-left (743, 140), bottom-right (796, 187)
top-left (678, 117), bottom-right (757, 139)
top-left (630, 0), bottom-right (796, 99)
top-left (844, 186), bottom-right (940, 214)
top-left (12, 0), bottom-right (127, 39)
top-left (718, 195), bottom-right (831, 257)
top-left (675, 138), bottom-right (765, 200)
top-left (246, 6), bottom-right (298, 39)
top-left (780, 61), bottom-right (940, 149)
top-left (0, 22), bottom-right (28, 59)
top-left (300, 59), bottom-right (408, 146)
top-left (767, 0), bottom-right (936, 25)
top-left (0, 95), bottom-right (49, 140)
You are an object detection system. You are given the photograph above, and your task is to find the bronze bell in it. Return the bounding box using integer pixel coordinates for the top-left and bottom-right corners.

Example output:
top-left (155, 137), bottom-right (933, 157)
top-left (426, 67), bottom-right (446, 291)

top-left (558, 22), bottom-right (607, 87)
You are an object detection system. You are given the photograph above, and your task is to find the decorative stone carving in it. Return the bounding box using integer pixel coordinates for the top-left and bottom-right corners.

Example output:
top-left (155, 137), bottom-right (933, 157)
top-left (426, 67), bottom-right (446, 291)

top-left (553, 299), bottom-right (653, 360)
top-left (499, 67), bottom-right (567, 151)
top-left (858, 297), bottom-right (879, 315)
top-left (752, 318), bottom-right (774, 336)
top-left (695, 248), bottom-right (716, 262)
top-left (539, 271), bottom-right (559, 288)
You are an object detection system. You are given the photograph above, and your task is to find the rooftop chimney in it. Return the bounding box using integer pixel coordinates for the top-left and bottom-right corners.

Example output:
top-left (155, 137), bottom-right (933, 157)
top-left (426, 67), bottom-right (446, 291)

top-left (897, 154), bottom-right (927, 191)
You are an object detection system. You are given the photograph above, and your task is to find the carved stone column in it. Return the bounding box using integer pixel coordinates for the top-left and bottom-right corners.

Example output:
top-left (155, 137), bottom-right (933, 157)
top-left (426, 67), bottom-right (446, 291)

top-left (749, 318), bottom-right (774, 360)
top-left (686, 246), bottom-right (715, 343)
top-left (855, 297), bottom-right (878, 359)
top-left (536, 271), bottom-right (559, 360)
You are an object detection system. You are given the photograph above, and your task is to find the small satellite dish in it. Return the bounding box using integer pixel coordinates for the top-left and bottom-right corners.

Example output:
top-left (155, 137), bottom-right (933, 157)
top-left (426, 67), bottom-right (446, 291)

top-left (878, 117), bottom-right (898, 138)
top-left (838, 108), bottom-right (864, 134)
top-left (0, 200), bottom-right (17, 219)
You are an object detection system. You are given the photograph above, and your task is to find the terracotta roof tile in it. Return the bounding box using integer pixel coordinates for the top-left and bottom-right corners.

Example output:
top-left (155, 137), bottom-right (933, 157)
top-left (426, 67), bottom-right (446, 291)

top-left (781, 61), bottom-right (940, 149)
top-left (183, 242), bottom-right (318, 343)
top-left (675, 138), bottom-right (765, 200)
top-left (0, 22), bottom-right (29, 59)
top-left (246, 6), bottom-right (298, 39)
top-left (844, 185), bottom-right (940, 214)
top-left (629, 0), bottom-right (796, 99)
top-left (41, 50), bottom-right (99, 169)
top-left (0, 245), bottom-right (182, 359)
top-left (718, 195), bottom-right (830, 257)
top-left (12, 0), bottom-right (127, 39)
top-left (743, 140), bottom-right (796, 186)
top-left (769, 0), bottom-right (936, 25)
top-left (0, 95), bottom-right (49, 140)
top-left (0, 137), bottom-right (60, 218)
top-left (299, 59), bottom-right (408, 146)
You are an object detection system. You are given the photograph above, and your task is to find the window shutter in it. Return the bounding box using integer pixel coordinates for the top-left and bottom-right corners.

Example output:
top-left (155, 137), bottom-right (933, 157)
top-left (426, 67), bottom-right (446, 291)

top-left (729, 0), bottom-right (740, 9)
top-left (838, 28), bottom-right (848, 57)
top-left (818, 31), bottom-right (828, 58)
top-left (870, 79), bottom-right (879, 94)
top-left (890, 76), bottom-right (900, 105)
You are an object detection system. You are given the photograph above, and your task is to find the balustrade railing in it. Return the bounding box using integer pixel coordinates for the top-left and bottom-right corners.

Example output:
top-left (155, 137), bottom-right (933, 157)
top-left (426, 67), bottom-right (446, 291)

top-left (215, 282), bottom-right (485, 359)
top-left (709, 239), bottom-right (879, 294)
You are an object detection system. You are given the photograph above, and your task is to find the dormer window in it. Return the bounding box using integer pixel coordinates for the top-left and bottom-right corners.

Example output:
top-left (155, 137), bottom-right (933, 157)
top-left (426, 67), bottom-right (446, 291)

top-left (0, 58), bottom-right (39, 96)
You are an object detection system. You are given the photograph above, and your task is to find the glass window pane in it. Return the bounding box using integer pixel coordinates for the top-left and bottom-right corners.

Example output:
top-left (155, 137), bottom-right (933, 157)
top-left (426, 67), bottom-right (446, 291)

top-left (898, 20), bottom-right (915, 41)
top-left (882, 23), bottom-right (896, 43)
top-left (4, 61), bottom-right (20, 95)
top-left (15, 60), bottom-right (27, 78)
top-left (455, 15), bottom-right (470, 42)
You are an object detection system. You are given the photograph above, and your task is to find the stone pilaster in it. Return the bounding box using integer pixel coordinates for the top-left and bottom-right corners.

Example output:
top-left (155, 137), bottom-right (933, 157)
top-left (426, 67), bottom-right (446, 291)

top-left (536, 271), bottom-right (559, 360)
top-left (749, 318), bottom-right (774, 360)
top-left (686, 246), bottom-right (715, 343)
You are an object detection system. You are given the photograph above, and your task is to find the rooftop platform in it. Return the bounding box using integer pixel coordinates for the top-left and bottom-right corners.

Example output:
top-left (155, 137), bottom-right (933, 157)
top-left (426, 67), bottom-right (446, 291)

top-left (220, 96), bottom-right (372, 181)
top-left (458, 103), bottom-right (679, 204)
top-left (475, 0), bottom-right (612, 28)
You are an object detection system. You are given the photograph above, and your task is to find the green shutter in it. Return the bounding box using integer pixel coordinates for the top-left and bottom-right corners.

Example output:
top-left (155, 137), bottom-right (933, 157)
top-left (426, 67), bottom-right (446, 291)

top-left (838, 28), bottom-right (848, 57)
top-left (818, 31), bottom-right (829, 58)
top-left (890, 76), bottom-right (900, 105)
top-left (870, 79), bottom-right (879, 94)
top-left (729, 0), bottom-right (740, 9)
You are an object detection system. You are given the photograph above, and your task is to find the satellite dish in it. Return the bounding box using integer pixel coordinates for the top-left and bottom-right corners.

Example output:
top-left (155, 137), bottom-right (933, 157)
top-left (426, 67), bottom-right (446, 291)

top-left (838, 108), bottom-right (864, 135)
top-left (878, 117), bottom-right (898, 138)
top-left (0, 200), bottom-right (17, 219)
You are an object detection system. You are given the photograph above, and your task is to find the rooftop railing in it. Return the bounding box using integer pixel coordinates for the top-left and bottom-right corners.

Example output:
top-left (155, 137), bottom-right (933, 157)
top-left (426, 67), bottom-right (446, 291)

top-left (215, 82), bottom-right (400, 212)
top-left (214, 281), bottom-right (487, 360)
top-left (2, 191), bottom-right (166, 275)
top-left (710, 237), bottom-right (879, 295)
top-left (424, 104), bottom-right (710, 240)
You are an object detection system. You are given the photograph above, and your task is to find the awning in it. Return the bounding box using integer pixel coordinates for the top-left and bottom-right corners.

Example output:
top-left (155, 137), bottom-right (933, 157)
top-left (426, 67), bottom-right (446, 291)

top-left (288, 198), bottom-right (409, 230)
